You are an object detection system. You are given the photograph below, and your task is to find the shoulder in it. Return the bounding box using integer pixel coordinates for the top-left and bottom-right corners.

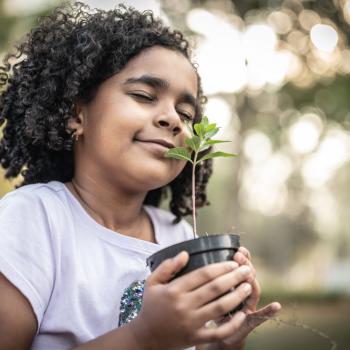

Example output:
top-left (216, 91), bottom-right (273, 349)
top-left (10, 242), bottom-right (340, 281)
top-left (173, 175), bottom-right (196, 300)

top-left (0, 181), bottom-right (68, 225)
top-left (0, 183), bottom-right (63, 328)
top-left (1, 181), bottom-right (65, 208)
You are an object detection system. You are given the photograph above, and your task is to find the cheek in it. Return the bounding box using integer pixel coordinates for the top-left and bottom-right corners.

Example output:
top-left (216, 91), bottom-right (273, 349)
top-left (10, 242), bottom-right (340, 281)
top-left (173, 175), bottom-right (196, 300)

top-left (171, 159), bottom-right (188, 179)
top-left (181, 128), bottom-right (192, 145)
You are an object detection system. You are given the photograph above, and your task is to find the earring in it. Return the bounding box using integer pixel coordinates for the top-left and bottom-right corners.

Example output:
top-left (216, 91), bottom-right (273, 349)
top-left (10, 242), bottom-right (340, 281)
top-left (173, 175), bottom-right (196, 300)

top-left (71, 130), bottom-right (80, 142)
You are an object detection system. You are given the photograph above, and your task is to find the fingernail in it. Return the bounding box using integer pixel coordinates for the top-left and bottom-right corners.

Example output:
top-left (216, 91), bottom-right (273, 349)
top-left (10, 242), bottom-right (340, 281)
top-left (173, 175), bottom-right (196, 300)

top-left (228, 261), bottom-right (238, 270)
top-left (242, 283), bottom-right (252, 294)
top-left (240, 265), bottom-right (251, 276)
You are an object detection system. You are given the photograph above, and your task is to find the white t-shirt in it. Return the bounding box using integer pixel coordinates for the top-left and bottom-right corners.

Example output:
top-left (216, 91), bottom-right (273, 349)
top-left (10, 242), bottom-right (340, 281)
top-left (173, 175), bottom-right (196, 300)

top-left (0, 181), bottom-right (195, 349)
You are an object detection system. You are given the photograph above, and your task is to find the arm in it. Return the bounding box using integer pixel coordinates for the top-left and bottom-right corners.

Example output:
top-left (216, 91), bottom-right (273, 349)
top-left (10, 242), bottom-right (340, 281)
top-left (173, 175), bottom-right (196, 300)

top-left (0, 251), bottom-right (256, 350)
top-left (0, 272), bottom-right (153, 350)
top-left (0, 273), bottom-right (37, 350)
top-left (70, 321), bottom-right (151, 350)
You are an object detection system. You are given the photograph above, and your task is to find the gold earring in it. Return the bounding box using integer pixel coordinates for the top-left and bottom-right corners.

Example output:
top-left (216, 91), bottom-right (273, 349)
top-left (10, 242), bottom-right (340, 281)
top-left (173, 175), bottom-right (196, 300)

top-left (71, 130), bottom-right (80, 142)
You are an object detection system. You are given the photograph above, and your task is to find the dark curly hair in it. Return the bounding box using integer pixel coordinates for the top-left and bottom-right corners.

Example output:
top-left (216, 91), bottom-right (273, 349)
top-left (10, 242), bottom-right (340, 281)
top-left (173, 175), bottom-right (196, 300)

top-left (0, 2), bottom-right (213, 222)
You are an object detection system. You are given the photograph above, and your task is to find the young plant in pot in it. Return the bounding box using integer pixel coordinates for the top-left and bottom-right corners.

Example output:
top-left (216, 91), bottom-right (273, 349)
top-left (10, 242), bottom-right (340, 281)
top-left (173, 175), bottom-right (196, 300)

top-left (148, 118), bottom-right (340, 348)
top-left (147, 116), bottom-right (239, 279)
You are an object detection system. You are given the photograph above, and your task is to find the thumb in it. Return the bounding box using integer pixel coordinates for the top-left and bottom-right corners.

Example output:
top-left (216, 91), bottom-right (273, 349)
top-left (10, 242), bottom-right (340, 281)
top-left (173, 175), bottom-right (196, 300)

top-left (147, 251), bottom-right (189, 285)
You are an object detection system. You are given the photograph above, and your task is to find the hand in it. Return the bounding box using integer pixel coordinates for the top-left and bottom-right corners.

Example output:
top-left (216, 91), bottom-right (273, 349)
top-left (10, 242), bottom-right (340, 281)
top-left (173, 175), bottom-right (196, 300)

top-left (201, 247), bottom-right (282, 350)
top-left (130, 251), bottom-right (256, 350)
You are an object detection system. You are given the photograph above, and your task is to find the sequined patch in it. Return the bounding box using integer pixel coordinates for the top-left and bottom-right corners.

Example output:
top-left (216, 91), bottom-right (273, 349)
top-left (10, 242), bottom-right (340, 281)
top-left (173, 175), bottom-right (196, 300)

top-left (118, 280), bottom-right (145, 326)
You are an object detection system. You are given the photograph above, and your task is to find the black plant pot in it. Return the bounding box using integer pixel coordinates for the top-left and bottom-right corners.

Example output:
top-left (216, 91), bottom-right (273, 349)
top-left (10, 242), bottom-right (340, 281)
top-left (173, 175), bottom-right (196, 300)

top-left (147, 234), bottom-right (243, 314)
top-left (147, 233), bottom-right (240, 278)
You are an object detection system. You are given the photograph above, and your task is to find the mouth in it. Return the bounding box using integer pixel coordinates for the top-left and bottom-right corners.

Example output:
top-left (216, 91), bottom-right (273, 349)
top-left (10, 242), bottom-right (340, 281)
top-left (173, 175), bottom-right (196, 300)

top-left (134, 138), bottom-right (175, 149)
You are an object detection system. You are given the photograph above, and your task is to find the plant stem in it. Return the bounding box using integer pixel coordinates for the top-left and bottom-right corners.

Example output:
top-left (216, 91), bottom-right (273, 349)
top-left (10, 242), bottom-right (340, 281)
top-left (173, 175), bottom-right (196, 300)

top-left (192, 154), bottom-right (198, 238)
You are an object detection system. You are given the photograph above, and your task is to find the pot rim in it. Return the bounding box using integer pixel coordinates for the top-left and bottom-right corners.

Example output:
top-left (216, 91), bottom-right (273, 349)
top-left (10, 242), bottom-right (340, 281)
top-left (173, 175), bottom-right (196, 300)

top-left (147, 233), bottom-right (240, 266)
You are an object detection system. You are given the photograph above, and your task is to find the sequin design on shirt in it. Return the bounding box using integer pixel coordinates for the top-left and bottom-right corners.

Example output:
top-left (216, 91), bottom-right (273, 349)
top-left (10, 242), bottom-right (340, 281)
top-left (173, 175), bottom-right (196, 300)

top-left (118, 279), bottom-right (145, 326)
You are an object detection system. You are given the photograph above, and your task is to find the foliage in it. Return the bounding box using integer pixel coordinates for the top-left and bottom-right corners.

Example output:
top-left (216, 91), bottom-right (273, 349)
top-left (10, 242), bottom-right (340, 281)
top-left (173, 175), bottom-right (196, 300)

top-left (166, 116), bottom-right (236, 236)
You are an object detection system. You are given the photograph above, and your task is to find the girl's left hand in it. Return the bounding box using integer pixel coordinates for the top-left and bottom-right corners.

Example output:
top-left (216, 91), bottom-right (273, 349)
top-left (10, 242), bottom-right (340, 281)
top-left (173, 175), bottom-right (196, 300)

top-left (197, 246), bottom-right (282, 350)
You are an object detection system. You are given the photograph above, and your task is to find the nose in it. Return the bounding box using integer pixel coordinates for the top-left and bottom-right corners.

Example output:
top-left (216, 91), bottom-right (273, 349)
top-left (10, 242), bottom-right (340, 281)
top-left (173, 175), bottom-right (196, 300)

top-left (153, 106), bottom-right (182, 135)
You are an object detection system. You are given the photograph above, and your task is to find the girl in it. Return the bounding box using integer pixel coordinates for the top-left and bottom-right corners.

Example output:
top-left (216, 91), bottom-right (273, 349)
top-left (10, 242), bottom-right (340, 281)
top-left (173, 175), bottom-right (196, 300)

top-left (0, 3), bottom-right (281, 350)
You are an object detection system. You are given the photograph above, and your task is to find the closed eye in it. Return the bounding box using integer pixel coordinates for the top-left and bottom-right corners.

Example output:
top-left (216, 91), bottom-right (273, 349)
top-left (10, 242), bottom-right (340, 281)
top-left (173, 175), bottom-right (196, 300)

top-left (129, 91), bottom-right (194, 121)
top-left (129, 92), bottom-right (156, 102)
top-left (177, 110), bottom-right (194, 122)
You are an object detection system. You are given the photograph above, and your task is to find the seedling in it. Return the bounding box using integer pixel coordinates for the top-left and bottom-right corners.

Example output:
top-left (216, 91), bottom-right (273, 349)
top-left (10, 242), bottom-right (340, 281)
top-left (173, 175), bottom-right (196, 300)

top-left (162, 119), bottom-right (338, 350)
top-left (165, 116), bottom-right (236, 237)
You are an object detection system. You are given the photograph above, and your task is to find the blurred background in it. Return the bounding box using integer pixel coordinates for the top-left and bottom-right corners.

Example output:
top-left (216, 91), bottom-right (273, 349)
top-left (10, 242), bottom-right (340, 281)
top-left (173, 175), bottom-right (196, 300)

top-left (0, 0), bottom-right (349, 349)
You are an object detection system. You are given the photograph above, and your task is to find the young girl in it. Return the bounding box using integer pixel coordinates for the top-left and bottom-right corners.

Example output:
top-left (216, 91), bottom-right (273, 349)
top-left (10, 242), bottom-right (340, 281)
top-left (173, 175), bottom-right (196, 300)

top-left (0, 3), bottom-right (281, 350)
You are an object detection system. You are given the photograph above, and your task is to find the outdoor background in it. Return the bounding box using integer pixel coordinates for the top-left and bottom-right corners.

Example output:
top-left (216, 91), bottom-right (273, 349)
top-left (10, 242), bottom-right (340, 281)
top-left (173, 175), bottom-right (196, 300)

top-left (0, 0), bottom-right (349, 349)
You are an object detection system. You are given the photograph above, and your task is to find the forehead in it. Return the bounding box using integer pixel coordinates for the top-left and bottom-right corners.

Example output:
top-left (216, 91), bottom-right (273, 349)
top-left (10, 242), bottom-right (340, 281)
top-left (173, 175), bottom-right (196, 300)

top-left (115, 46), bottom-right (198, 95)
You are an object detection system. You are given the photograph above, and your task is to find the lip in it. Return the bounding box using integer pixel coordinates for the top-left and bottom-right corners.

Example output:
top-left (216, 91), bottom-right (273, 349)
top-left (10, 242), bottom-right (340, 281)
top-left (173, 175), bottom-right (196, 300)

top-left (135, 138), bottom-right (175, 149)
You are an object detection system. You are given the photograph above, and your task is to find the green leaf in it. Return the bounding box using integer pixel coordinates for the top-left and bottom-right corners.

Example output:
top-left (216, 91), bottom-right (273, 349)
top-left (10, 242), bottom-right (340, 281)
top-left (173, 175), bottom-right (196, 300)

top-left (199, 140), bottom-right (232, 153)
top-left (165, 147), bottom-right (193, 163)
top-left (204, 140), bottom-right (231, 146)
top-left (194, 116), bottom-right (215, 139)
top-left (185, 135), bottom-right (201, 151)
top-left (194, 123), bottom-right (205, 139)
top-left (197, 151), bottom-right (237, 163)
top-left (198, 143), bottom-right (210, 152)
top-left (205, 123), bottom-right (217, 132)
top-left (201, 116), bottom-right (209, 127)
top-left (204, 127), bottom-right (219, 139)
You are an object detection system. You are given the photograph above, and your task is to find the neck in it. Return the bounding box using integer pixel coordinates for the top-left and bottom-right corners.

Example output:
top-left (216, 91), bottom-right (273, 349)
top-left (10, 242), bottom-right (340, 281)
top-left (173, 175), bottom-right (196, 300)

top-left (65, 175), bottom-right (154, 241)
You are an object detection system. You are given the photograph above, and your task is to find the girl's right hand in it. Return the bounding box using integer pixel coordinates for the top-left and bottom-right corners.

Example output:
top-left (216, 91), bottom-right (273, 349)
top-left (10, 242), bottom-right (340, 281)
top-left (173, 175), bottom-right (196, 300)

top-left (130, 251), bottom-right (254, 350)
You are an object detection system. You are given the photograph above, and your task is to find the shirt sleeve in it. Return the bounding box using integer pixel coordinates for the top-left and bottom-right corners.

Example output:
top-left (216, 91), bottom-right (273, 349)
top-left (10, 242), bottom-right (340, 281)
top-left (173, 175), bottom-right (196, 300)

top-left (0, 190), bottom-right (55, 329)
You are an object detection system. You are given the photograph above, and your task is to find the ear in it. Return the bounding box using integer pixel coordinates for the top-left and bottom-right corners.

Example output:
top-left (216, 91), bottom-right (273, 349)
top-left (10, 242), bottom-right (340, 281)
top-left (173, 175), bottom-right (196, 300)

top-left (67, 103), bottom-right (85, 137)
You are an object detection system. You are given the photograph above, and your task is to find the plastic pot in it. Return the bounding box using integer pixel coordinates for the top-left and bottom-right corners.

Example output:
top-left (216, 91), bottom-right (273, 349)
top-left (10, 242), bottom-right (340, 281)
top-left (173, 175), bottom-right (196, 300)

top-left (147, 233), bottom-right (240, 278)
top-left (147, 233), bottom-right (243, 314)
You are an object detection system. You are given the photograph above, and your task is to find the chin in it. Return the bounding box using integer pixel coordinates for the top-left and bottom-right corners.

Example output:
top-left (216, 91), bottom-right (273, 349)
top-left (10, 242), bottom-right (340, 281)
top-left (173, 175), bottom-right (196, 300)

top-left (140, 161), bottom-right (184, 182)
top-left (139, 172), bottom-right (178, 191)
top-left (145, 177), bottom-right (175, 191)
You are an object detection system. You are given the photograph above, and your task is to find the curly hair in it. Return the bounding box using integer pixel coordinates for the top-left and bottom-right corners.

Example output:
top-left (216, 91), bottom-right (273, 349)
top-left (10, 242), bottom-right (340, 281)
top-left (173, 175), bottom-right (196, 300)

top-left (0, 2), bottom-right (213, 222)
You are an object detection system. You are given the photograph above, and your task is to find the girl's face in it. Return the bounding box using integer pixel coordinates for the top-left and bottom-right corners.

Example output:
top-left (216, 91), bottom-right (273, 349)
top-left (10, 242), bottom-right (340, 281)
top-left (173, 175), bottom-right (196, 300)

top-left (74, 46), bottom-right (198, 194)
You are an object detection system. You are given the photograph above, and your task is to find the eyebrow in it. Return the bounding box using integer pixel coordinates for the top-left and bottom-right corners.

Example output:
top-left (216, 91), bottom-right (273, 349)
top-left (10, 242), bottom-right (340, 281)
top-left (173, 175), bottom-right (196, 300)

top-left (124, 74), bottom-right (197, 110)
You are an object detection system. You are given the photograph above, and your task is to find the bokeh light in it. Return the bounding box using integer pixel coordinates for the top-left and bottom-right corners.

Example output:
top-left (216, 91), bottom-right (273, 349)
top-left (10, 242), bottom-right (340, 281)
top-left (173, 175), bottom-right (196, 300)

top-left (301, 127), bottom-right (350, 188)
top-left (288, 113), bottom-right (323, 154)
top-left (187, 8), bottom-right (247, 94)
top-left (310, 24), bottom-right (338, 53)
top-left (204, 97), bottom-right (232, 138)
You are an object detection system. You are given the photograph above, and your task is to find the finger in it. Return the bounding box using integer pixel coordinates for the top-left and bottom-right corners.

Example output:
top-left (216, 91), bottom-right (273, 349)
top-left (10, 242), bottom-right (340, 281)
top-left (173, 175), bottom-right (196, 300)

top-left (251, 302), bottom-right (282, 318)
top-left (195, 282), bottom-right (252, 322)
top-left (233, 252), bottom-right (256, 281)
top-left (196, 311), bottom-right (247, 344)
top-left (242, 278), bottom-right (261, 311)
top-left (170, 260), bottom-right (239, 292)
top-left (234, 252), bottom-right (251, 267)
top-left (147, 251), bottom-right (189, 285)
top-left (238, 246), bottom-right (251, 260)
top-left (212, 302), bottom-right (282, 344)
top-left (189, 265), bottom-right (253, 308)
top-left (244, 302), bottom-right (282, 330)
